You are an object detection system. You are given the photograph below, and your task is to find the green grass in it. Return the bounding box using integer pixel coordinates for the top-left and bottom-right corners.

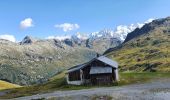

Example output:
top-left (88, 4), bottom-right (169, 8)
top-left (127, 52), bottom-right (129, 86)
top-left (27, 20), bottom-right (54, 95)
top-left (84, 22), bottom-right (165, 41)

top-left (1, 72), bottom-right (170, 99)
top-left (106, 26), bottom-right (170, 72)
top-left (118, 72), bottom-right (170, 86)
top-left (0, 72), bottom-right (67, 99)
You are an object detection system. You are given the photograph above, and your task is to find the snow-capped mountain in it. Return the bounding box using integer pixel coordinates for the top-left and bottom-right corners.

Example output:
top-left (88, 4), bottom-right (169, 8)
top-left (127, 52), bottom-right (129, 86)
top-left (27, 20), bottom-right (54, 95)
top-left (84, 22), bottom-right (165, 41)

top-left (88, 18), bottom-right (154, 41)
top-left (90, 29), bottom-right (115, 39)
top-left (47, 35), bottom-right (71, 41)
top-left (42, 18), bottom-right (155, 53)
top-left (72, 32), bottom-right (89, 40)
top-left (44, 28), bottom-right (132, 53)
top-left (48, 29), bottom-right (124, 42)
top-left (89, 28), bottom-right (130, 42)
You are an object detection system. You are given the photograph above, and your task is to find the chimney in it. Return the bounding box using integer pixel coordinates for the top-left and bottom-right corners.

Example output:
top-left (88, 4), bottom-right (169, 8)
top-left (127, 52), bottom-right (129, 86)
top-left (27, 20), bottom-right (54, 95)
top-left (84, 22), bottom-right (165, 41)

top-left (96, 53), bottom-right (101, 57)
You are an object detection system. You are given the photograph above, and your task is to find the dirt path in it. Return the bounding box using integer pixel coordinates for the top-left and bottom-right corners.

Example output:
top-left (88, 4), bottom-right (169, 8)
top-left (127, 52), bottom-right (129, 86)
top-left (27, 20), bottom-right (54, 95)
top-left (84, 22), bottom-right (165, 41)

top-left (11, 78), bottom-right (170, 100)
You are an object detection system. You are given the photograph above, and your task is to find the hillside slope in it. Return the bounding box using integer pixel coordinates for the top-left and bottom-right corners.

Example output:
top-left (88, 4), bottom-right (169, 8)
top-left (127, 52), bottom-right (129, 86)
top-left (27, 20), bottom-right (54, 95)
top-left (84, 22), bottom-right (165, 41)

top-left (0, 28), bottom-right (123, 85)
top-left (0, 80), bottom-right (21, 90)
top-left (106, 17), bottom-right (170, 72)
top-left (0, 38), bottom-right (97, 85)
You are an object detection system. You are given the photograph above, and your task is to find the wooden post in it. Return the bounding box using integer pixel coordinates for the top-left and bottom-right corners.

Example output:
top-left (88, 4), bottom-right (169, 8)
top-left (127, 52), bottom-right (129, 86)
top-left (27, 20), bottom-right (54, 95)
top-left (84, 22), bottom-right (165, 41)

top-left (66, 74), bottom-right (69, 84)
top-left (80, 69), bottom-right (83, 84)
top-left (114, 69), bottom-right (119, 81)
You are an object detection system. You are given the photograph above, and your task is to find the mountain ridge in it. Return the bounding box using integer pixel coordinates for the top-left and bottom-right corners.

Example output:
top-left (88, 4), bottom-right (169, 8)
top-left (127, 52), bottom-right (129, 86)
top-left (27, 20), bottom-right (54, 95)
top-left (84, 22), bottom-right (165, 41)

top-left (0, 29), bottom-right (123, 85)
top-left (124, 17), bottom-right (170, 43)
top-left (105, 16), bottom-right (170, 72)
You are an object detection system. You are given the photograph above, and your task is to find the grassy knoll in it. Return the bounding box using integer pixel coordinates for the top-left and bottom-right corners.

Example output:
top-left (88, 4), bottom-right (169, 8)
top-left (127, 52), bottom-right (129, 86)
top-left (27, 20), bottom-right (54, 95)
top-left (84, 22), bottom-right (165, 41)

top-left (0, 72), bottom-right (170, 99)
top-left (0, 80), bottom-right (21, 90)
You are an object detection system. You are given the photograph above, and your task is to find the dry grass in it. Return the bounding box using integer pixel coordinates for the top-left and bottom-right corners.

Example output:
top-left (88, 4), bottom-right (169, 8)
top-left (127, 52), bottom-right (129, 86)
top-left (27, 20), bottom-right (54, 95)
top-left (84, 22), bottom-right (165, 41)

top-left (0, 80), bottom-right (21, 90)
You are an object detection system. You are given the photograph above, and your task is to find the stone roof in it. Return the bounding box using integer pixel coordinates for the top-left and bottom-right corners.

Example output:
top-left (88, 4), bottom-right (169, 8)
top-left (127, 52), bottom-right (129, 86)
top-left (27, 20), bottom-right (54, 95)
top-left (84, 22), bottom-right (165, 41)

top-left (67, 56), bottom-right (118, 73)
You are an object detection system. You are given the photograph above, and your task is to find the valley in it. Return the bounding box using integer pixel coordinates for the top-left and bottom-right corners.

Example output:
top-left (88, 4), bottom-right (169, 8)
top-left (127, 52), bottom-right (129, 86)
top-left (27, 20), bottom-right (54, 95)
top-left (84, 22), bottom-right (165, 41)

top-left (0, 16), bottom-right (170, 91)
top-left (0, 1), bottom-right (170, 99)
top-left (0, 30), bottom-right (121, 85)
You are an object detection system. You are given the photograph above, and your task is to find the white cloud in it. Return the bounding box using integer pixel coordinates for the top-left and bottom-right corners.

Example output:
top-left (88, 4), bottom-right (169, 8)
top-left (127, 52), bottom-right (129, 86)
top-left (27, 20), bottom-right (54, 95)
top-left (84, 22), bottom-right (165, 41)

top-left (0, 34), bottom-right (16, 42)
top-left (47, 35), bottom-right (71, 41)
top-left (20, 18), bottom-right (34, 29)
top-left (54, 23), bottom-right (80, 32)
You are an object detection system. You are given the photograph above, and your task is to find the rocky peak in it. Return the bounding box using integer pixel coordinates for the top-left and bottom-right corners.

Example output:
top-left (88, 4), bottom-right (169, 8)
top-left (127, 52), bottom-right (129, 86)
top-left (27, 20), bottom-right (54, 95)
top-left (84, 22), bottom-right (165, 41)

top-left (63, 39), bottom-right (75, 47)
top-left (20, 36), bottom-right (37, 45)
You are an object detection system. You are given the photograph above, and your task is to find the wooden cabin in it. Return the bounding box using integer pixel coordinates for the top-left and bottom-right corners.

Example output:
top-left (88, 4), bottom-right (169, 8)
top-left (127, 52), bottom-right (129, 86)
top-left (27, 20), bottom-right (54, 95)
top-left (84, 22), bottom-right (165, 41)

top-left (66, 56), bottom-right (119, 85)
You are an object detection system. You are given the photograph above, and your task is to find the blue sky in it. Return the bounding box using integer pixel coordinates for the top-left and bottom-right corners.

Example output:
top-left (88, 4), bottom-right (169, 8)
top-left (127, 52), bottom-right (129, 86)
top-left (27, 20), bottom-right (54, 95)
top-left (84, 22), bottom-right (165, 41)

top-left (0, 0), bottom-right (170, 41)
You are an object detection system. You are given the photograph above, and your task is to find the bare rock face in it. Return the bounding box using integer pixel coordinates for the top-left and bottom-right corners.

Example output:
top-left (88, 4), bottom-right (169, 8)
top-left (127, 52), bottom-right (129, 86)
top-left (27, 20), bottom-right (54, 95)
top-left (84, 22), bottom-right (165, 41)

top-left (63, 39), bottom-right (75, 47)
top-left (85, 37), bottom-right (121, 53)
top-left (20, 36), bottom-right (37, 45)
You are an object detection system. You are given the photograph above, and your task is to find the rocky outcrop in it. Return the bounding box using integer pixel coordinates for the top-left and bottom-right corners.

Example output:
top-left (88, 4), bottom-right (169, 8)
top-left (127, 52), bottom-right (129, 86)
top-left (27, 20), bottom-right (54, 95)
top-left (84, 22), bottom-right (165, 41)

top-left (20, 36), bottom-right (37, 45)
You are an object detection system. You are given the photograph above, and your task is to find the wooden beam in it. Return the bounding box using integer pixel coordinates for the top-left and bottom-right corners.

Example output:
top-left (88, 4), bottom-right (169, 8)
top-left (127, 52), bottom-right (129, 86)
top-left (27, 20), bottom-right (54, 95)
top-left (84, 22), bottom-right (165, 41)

top-left (114, 69), bottom-right (119, 81)
top-left (80, 69), bottom-right (83, 84)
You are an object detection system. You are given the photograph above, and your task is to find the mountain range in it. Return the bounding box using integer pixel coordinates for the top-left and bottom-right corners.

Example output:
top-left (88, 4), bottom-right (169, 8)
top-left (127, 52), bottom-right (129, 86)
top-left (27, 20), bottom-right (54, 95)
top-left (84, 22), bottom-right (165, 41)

top-left (0, 28), bottom-right (125, 85)
top-left (0, 17), bottom-right (169, 85)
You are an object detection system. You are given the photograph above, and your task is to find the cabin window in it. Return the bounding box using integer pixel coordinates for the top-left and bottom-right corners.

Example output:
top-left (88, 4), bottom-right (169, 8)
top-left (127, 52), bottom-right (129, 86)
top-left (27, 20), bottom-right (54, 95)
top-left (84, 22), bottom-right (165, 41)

top-left (69, 70), bottom-right (80, 81)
